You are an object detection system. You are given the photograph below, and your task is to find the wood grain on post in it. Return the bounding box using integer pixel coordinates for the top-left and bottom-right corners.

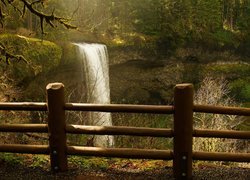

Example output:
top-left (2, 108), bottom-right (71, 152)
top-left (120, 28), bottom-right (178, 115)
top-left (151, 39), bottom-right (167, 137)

top-left (46, 83), bottom-right (68, 172)
top-left (173, 84), bottom-right (194, 179)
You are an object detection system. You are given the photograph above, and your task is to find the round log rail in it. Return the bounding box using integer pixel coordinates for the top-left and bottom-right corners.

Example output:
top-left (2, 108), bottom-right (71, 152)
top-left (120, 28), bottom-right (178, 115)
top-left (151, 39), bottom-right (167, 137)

top-left (0, 102), bottom-right (47, 111)
top-left (0, 144), bottom-right (50, 154)
top-left (194, 105), bottom-right (250, 116)
top-left (193, 129), bottom-right (250, 139)
top-left (66, 125), bottom-right (174, 137)
top-left (67, 146), bottom-right (173, 160)
top-left (0, 124), bottom-right (48, 133)
top-left (64, 103), bottom-right (174, 114)
top-left (193, 151), bottom-right (250, 162)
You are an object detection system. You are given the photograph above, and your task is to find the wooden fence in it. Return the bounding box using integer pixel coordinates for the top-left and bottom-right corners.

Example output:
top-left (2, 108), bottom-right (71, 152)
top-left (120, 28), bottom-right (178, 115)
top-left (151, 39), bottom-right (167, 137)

top-left (0, 82), bottom-right (249, 179)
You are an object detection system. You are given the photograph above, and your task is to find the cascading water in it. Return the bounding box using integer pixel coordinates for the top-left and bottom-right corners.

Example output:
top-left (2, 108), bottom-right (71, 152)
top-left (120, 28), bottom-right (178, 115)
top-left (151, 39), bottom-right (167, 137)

top-left (74, 43), bottom-right (114, 147)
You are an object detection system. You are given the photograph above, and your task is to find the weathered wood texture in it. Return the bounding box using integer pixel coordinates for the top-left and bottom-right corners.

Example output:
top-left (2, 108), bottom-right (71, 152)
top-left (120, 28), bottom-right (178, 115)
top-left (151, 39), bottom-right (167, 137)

top-left (0, 144), bottom-right (49, 154)
top-left (66, 125), bottom-right (173, 137)
top-left (193, 151), bottom-right (250, 162)
top-left (194, 104), bottom-right (250, 116)
top-left (46, 83), bottom-right (68, 172)
top-left (0, 83), bottom-right (249, 178)
top-left (0, 102), bottom-right (47, 111)
top-left (173, 84), bottom-right (194, 179)
top-left (65, 103), bottom-right (174, 114)
top-left (0, 124), bottom-right (48, 132)
top-left (193, 129), bottom-right (250, 139)
top-left (67, 146), bottom-right (173, 160)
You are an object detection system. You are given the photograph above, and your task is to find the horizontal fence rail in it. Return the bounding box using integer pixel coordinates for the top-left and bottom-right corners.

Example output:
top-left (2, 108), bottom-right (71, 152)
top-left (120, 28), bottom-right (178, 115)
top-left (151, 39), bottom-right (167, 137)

top-left (65, 103), bottom-right (174, 114)
top-left (193, 151), bottom-right (250, 162)
top-left (0, 102), bottom-right (47, 111)
top-left (194, 104), bottom-right (250, 116)
top-left (66, 125), bottom-right (174, 137)
top-left (193, 129), bottom-right (250, 139)
top-left (0, 124), bottom-right (48, 133)
top-left (67, 146), bottom-right (174, 160)
top-left (0, 83), bottom-right (249, 179)
top-left (0, 124), bottom-right (173, 138)
top-left (0, 144), bottom-right (50, 154)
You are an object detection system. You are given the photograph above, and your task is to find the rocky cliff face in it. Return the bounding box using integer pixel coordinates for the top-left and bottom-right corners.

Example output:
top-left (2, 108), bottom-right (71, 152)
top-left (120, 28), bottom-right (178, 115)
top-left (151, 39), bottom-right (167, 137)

top-left (1, 37), bottom-right (248, 107)
top-left (33, 44), bottom-right (184, 105)
top-left (110, 59), bottom-right (183, 104)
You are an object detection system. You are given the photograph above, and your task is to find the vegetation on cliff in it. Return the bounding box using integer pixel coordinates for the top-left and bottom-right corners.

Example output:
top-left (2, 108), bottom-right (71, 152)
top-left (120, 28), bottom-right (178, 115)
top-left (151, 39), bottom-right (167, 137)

top-left (0, 34), bottom-right (62, 82)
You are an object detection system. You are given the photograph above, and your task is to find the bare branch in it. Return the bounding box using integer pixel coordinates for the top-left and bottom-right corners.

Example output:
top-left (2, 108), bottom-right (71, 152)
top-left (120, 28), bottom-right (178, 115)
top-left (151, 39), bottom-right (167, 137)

top-left (1, 0), bottom-right (77, 34)
top-left (0, 0), bottom-right (77, 63)
top-left (31, 0), bottom-right (45, 6)
top-left (22, 4), bottom-right (26, 18)
top-left (5, 0), bottom-right (22, 14)
top-left (0, 43), bottom-right (28, 64)
top-left (20, 0), bottom-right (77, 34)
top-left (0, 6), bottom-right (5, 27)
top-left (1, 0), bottom-right (7, 6)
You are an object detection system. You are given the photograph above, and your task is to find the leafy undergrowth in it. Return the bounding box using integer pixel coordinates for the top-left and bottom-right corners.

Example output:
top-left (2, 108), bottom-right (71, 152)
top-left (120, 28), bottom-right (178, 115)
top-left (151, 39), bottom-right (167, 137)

top-left (0, 153), bottom-right (174, 179)
top-left (0, 153), bottom-right (172, 172)
top-left (0, 153), bottom-right (249, 179)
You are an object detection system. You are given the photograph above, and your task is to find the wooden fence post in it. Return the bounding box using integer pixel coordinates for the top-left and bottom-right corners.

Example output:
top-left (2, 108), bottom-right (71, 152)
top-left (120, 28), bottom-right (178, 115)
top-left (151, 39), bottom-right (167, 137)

top-left (46, 83), bottom-right (68, 172)
top-left (173, 84), bottom-right (194, 179)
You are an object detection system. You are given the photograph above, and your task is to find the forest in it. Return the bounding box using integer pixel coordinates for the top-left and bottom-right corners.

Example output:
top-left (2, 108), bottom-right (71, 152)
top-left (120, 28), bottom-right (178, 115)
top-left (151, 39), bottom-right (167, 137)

top-left (1, 0), bottom-right (250, 53)
top-left (0, 0), bottom-right (249, 102)
top-left (0, 0), bottom-right (249, 178)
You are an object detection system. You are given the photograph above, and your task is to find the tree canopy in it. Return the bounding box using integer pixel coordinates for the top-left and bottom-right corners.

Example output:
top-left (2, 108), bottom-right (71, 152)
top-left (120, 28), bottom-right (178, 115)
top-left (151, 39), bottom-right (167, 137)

top-left (71, 0), bottom-right (250, 55)
top-left (1, 0), bottom-right (250, 59)
top-left (0, 0), bottom-right (76, 33)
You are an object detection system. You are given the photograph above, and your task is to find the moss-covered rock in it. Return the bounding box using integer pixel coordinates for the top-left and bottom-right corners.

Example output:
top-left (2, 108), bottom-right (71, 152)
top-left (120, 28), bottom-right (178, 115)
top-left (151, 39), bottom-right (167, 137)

top-left (0, 34), bottom-right (62, 85)
top-left (60, 42), bottom-right (78, 65)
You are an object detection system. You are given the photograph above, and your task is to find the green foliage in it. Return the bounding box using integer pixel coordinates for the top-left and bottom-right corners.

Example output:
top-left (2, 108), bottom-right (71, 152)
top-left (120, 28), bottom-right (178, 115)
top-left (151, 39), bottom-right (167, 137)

top-left (205, 63), bottom-right (250, 78)
top-left (203, 62), bottom-right (250, 104)
top-left (29, 155), bottom-right (49, 169)
top-left (68, 156), bottom-right (92, 169)
top-left (0, 34), bottom-right (62, 84)
top-left (209, 30), bottom-right (239, 49)
top-left (229, 79), bottom-right (250, 102)
top-left (106, 0), bottom-right (250, 53)
top-left (238, 119), bottom-right (250, 131)
top-left (130, 0), bottom-right (166, 35)
top-left (112, 113), bottom-right (173, 149)
top-left (2, 0), bottom-right (250, 55)
top-left (1, 0), bottom-right (250, 55)
top-left (0, 153), bottom-right (24, 165)
top-left (68, 156), bottom-right (109, 170)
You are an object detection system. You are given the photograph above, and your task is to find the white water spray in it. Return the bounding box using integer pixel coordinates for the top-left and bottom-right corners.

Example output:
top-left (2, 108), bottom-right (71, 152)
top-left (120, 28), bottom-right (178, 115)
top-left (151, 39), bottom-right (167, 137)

top-left (74, 43), bottom-right (114, 147)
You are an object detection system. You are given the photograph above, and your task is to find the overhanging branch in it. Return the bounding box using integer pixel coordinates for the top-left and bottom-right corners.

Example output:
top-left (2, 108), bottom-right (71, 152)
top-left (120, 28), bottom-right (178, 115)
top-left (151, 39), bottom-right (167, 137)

top-left (0, 43), bottom-right (28, 64)
top-left (20, 0), bottom-right (77, 34)
top-left (0, 0), bottom-right (78, 64)
top-left (1, 0), bottom-right (77, 33)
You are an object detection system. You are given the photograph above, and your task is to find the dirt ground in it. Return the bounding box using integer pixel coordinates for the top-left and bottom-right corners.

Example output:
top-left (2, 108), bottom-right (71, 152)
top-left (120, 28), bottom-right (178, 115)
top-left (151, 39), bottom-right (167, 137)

top-left (0, 160), bottom-right (250, 180)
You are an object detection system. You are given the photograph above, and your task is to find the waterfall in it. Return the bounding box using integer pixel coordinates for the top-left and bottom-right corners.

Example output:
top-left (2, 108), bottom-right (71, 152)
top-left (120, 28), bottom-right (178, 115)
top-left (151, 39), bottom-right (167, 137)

top-left (74, 43), bottom-right (114, 147)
